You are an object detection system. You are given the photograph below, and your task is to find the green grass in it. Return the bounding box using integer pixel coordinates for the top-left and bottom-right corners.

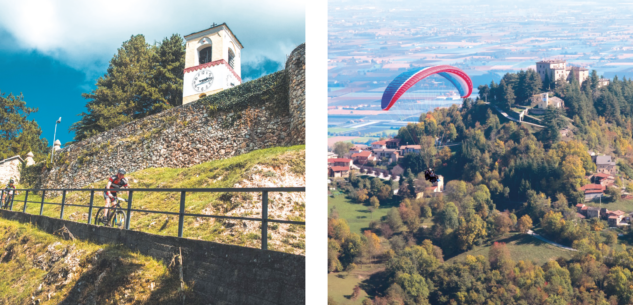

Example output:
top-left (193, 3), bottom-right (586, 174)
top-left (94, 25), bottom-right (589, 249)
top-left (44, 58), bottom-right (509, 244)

top-left (585, 199), bottom-right (633, 212)
top-left (0, 217), bottom-right (187, 304)
top-left (447, 232), bottom-right (574, 266)
top-left (328, 264), bottom-right (384, 305)
top-left (13, 145), bottom-right (306, 255)
top-left (328, 194), bottom-right (390, 235)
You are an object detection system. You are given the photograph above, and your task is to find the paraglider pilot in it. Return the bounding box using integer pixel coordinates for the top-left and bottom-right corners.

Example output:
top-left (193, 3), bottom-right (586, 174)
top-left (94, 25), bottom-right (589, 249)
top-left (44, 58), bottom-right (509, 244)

top-left (424, 168), bottom-right (438, 183)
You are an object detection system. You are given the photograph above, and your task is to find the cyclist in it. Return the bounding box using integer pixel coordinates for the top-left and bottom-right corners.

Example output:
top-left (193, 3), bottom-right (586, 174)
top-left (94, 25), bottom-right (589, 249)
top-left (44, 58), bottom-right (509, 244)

top-left (2, 179), bottom-right (16, 207)
top-left (102, 168), bottom-right (129, 222)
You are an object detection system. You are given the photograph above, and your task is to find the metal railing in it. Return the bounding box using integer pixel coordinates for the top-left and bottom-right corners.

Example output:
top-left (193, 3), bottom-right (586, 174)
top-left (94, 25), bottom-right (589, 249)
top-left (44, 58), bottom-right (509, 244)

top-left (0, 187), bottom-right (305, 251)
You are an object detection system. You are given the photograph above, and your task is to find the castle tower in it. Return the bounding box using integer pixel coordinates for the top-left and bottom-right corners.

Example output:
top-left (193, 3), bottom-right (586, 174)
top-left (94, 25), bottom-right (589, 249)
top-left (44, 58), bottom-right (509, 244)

top-left (182, 23), bottom-right (243, 105)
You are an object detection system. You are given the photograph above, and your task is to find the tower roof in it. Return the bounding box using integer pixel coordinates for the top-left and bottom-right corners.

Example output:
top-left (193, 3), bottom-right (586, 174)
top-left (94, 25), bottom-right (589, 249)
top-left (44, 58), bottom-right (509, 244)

top-left (184, 23), bottom-right (244, 49)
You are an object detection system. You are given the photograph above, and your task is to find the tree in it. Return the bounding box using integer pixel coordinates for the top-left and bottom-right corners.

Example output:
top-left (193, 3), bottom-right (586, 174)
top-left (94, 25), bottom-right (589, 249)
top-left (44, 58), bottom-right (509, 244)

top-left (0, 92), bottom-right (49, 161)
top-left (356, 189), bottom-right (369, 203)
top-left (489, 242), bottom-right (513, 272)
top-left (419, 136), bottom-right (437, 167)
top-left (456, 214), bottom-right (487, 250)
top-left (396, 273), bottom-right (430, 300)
top-left (364, 230), bottom-right (382, 263)
top-left (334, 141), bottom-right (354, 158)
top-left (369, 196), bottom-right (380, 219)
top-left (387, 207), bottom-right (405, 232)
top-left (518, 214), bottom-right (533, 233)
top-left (71, 34), bottom-right (186, 141)
top-left (402, 153), bottom-right (426, 175)
top-left (440, 202), bottom-right (460, 230)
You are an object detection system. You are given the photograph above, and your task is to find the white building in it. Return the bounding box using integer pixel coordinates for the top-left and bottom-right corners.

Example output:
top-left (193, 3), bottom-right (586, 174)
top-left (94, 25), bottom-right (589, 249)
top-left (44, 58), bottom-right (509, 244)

top-left (182, 23), bottom-right (243, 105)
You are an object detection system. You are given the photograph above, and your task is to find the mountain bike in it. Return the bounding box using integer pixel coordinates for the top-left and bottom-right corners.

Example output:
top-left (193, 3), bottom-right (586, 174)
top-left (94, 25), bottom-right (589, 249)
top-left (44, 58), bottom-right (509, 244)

top-left (94, 195), bottom-right (127, 228)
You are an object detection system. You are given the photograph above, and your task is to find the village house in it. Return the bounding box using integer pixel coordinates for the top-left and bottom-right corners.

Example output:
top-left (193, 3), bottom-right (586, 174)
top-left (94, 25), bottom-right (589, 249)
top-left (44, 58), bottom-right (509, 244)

top-left (400, 145), bottom-right (421, 155)
top-left (329, 166), bottom-right (350, 178)
top-left (328, 158), bottom-right (353, 168)
top-left (370, 138), bottom-right (400, 150)
top-left (586, 206), bottom-right (601, 218)
top-left (349, 145), bottom-right (367, 154)
top-left (591, 173), bottom-right (615, 187)
top-left (607, 210), bottom-right (627, 227)
top-left (581, 184), bottom-right (605, 202)
top-left (371, 140), bottom-right (387, 150)
top-left (372, 149), bottom-right (400, 164)
top-left (531, 93), bottom-right (564, 110)
top-left (594, 155), bottom-right (617, 175)
top-left (351, 150), bottom-right (376, 165)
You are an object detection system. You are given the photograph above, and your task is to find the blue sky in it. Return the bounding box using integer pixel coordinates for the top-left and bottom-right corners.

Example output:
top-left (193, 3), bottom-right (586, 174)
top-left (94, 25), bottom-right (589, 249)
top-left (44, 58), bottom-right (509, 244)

top-left (0, 0), bottom-right (304, 146)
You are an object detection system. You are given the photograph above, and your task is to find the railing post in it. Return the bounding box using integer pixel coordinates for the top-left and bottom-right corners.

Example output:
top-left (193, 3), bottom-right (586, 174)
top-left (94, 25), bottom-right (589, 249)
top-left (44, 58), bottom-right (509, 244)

top-left (178, 191), bottom-right (186, 238)
top-left (87, 190), bottom-right (95, 224)
top-left (22, 190), bottom-right (29, 213)
top-left (261, 191), bottom-right (269, 250)
top-left (60, 190), bottom-right (66, 219)
top-left (40, 190), bottom-right (45, 215)
top-left (125, 191), bottom-right (133, 230)
top-left (10, 190), bottom-right (15, 211)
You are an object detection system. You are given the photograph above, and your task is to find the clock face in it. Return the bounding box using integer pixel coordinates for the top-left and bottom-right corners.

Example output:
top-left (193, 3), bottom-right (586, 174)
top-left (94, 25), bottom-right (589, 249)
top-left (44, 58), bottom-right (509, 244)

top-left (192, 69), bottom-right (214, 92)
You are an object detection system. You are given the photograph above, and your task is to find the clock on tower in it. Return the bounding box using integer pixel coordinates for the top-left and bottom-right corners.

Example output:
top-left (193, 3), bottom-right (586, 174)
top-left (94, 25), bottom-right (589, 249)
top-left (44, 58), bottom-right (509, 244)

top-left (182, 23), bottom-right (243, 105)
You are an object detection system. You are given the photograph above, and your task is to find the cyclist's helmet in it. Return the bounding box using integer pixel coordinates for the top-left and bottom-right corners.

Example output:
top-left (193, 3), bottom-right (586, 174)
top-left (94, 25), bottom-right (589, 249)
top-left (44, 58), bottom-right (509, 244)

top-left (117, 168), bottom-right (126, 175)
top-left (8, 179), bottom-right (14, 184)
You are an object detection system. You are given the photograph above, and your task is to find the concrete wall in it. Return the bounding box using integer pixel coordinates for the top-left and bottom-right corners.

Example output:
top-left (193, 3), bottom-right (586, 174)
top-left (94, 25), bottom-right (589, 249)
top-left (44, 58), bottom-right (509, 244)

top-left (38, 44), bottom-right (305, 190)
top-left (0, 209), bottom-right (304, 305)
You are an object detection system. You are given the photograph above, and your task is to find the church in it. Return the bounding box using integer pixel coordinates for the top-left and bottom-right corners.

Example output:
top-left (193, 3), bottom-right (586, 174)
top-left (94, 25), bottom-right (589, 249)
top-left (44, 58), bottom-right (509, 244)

top-left (182, 23), bottom-right (243, 105)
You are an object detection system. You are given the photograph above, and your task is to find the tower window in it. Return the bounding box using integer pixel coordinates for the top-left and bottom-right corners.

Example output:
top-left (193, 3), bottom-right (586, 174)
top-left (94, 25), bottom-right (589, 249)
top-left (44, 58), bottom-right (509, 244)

top-left (199, 47), bottom-right (212, 65)
top-left (228, 49), bottom-right (235, 69)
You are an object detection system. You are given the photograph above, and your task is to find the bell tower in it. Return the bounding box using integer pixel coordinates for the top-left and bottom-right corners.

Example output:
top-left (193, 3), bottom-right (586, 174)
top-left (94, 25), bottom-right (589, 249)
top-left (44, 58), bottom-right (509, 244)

top-left (182, 23), bottom-right (243, 105)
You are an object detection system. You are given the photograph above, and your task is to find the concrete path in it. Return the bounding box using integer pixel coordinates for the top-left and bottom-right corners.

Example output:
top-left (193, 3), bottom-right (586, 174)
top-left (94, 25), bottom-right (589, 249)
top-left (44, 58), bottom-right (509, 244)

top-left (527, 229), bottom-right (577, 251)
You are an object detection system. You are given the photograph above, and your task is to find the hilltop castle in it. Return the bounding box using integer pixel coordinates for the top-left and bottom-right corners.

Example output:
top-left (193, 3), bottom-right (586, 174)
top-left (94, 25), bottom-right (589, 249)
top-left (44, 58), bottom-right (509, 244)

top-left (536, 60), bottom-right (589, 85)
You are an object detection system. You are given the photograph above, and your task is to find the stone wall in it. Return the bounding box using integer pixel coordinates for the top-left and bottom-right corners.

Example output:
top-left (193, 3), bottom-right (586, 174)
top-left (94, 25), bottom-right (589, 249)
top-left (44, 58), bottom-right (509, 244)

top-left (0, 210), bottom-right (305, 305)
top-left (0, 156), bottom-right (23, 185)
top-left (287, 43), bottom-right (305, 143)
top-left (38, 44), bottom-right (305, 190)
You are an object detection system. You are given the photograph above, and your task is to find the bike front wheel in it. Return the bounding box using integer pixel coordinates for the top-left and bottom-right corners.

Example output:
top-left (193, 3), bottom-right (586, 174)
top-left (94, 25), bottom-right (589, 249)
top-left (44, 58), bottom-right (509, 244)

top-left (111, 210), bottom-right (126, 229)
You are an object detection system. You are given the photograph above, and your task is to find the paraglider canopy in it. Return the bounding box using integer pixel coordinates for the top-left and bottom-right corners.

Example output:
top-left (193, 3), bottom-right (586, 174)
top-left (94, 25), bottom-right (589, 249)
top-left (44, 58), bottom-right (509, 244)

top-left (381, 65), bottom-right (473, 111)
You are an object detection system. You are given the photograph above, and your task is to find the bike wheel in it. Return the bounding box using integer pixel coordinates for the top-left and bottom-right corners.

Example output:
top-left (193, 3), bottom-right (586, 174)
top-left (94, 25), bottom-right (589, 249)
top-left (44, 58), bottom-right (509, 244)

top-left (111, 210), bottom-right (126, 229)
top-left (94, 208), bottom-right (108, 226)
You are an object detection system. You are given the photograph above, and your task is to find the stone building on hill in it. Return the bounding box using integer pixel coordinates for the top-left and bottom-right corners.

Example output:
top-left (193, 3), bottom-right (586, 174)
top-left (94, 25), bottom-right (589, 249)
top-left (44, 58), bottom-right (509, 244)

top-left (0, 153), bottom-right (35, 186)
top-left (536, 59), bottom-right (589, 85)
top-left (593, 155), bottom-right (617, 175)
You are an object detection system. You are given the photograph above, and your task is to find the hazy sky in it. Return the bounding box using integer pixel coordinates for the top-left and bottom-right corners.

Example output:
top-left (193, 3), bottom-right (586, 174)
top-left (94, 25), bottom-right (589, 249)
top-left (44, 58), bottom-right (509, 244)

top-left (0, 0), bottom-right (305, 145)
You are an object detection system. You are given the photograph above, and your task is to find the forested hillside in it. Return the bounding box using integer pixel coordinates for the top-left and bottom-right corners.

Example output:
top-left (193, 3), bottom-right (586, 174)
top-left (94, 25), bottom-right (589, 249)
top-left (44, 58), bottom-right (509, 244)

top-left (328, 70), bottom-right (633, 305)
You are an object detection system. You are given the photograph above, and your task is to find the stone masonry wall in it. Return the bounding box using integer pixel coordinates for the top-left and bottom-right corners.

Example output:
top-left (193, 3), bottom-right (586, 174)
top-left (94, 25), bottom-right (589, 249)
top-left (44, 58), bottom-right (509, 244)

top-left (39, 44), bottom-right (305, 190)
top-left (287, 43), bottom-right (305, 143)
top-left (0, 210), bottom-right (305, 305)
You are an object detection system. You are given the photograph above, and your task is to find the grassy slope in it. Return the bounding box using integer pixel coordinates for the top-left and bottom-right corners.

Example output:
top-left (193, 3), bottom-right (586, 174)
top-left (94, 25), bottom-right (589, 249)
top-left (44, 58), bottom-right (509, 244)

top-left (585, 198), bottom-right (633, 213)
top-left (13, 146), bottom-right (306, 255)
top-left (0, 217), bottom-right (187, 305)
top-left (328, 264), bottom-right (385, 305)
top-left (328, 194), bottom-right (391, 235)
top-left (447, 232), bottom-right (574, 265)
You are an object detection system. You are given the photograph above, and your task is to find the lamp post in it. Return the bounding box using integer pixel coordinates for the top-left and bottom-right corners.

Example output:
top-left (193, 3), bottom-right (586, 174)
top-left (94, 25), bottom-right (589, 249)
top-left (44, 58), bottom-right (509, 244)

top-left (51, 117), bottom-right (61, 164)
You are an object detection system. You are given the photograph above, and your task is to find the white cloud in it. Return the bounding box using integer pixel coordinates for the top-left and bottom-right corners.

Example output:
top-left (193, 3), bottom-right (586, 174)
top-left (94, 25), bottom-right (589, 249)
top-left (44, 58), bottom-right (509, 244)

top-left (0, 0), bottom-right (304, 74)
